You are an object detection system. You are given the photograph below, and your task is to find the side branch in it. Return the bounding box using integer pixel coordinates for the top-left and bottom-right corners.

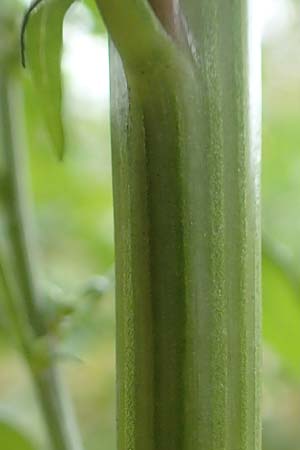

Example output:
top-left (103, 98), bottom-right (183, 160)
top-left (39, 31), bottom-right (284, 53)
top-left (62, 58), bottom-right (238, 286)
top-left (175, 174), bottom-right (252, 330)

top-left (95, 0), bottom-right (176, 70)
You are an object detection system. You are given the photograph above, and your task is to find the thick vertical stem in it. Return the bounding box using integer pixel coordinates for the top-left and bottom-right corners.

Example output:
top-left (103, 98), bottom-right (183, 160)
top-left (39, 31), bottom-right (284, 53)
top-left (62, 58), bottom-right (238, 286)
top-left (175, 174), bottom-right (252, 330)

top-left (100, 0), bottom-right (261, 449)
top-left (0, 74), bottom-right (83, 450)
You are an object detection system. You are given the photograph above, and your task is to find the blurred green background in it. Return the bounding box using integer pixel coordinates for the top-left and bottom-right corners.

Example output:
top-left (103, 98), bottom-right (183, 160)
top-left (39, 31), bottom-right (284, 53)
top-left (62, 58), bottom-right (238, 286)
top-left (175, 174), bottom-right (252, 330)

top-left (1, 0), bottom-right (300, 449)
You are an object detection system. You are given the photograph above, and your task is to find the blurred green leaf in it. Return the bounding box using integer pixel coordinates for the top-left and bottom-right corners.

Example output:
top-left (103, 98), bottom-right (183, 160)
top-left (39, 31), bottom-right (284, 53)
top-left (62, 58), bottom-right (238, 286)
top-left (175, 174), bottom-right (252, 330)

top-left (263, 243), bottom-right (300, 375)
top-left (0, 420), bottom-right (37, 450)
top-left (24, 0), bottom-right (75, 159)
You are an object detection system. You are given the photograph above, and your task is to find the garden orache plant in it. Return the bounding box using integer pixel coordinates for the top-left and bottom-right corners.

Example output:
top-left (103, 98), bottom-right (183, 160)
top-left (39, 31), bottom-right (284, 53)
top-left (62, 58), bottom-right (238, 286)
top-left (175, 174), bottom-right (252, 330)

top-left (15, 0), bottom-right (262, 449)
top-left (103, 2), bottom-right (261, 450)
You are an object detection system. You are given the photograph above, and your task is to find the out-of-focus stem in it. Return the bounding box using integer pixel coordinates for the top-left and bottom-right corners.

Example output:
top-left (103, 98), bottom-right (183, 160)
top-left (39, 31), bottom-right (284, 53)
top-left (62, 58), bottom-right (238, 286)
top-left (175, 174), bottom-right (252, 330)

top-left (0, 73), bottom-right (83, 450)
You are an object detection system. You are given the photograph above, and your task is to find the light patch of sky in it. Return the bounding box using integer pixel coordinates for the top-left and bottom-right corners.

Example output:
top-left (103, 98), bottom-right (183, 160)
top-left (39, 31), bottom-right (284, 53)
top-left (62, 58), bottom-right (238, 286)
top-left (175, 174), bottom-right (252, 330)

top-left (261, 0), bottom-right (295, 39)
top-left (62, 2), bottom-right (110, 114)
top-left (63, 30), bottom-right (109, 113)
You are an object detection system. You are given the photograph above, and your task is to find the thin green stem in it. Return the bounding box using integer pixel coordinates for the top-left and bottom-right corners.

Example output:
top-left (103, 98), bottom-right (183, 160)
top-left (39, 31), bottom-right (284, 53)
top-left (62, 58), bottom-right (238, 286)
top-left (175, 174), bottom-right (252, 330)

top-left (0, 74), bottom-right (83, 450)
top-left (0, 249), bottom-right (33, 356)
top-left (0, 74), bottom-right (43, 336)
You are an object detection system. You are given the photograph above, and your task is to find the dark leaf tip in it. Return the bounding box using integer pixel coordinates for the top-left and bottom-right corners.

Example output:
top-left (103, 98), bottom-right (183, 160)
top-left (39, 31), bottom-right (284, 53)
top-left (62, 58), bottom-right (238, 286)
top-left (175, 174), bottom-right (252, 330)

top-left (20, 0), bottom-right (46, 68)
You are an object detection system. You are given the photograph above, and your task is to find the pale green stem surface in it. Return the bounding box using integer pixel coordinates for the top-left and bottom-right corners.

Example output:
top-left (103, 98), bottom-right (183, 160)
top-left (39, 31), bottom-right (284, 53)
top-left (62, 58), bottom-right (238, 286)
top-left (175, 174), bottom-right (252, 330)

top-left (95, 0), bottom-right (262, 449)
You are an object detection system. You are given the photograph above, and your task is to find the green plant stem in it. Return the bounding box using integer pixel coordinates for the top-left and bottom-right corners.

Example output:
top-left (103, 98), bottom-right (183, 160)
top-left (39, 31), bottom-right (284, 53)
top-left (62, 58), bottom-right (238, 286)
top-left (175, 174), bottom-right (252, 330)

top-left (0, 249), bottom-right (33, 357)
top-left (0, 73), bottom-right (83, 450)
top-left (99, 0), bottom-right (262, 449)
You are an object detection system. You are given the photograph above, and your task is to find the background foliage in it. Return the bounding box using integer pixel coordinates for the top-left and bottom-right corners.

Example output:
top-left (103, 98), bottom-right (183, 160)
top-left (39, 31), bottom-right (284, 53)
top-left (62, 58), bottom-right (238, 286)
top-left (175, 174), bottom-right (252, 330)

top-left (1, 0), bottom-right (300, 449)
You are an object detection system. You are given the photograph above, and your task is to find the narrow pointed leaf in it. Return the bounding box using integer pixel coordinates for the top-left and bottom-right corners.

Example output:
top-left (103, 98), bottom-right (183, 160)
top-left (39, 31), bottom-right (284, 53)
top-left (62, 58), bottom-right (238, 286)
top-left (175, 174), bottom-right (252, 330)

top-left (24, 0), bottom-right (74, 159)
